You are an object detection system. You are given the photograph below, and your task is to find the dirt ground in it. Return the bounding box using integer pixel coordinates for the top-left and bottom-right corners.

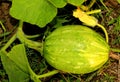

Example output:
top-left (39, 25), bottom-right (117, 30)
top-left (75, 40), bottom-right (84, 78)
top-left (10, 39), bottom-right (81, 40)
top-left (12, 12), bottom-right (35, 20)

top-left (0, 0), bottom-right (120, 82)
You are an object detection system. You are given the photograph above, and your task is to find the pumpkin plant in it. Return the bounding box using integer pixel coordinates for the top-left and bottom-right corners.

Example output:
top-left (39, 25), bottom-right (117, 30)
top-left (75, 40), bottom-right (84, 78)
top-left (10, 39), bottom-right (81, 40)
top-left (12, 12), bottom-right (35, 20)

top-left (0, 0), bottom-right (120, 82)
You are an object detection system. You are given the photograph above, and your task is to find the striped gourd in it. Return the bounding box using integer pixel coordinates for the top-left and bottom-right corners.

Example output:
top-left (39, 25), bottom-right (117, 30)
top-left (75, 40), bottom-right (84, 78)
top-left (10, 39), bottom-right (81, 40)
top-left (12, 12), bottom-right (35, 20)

top-left (43, 25), bottom-right (109, 74)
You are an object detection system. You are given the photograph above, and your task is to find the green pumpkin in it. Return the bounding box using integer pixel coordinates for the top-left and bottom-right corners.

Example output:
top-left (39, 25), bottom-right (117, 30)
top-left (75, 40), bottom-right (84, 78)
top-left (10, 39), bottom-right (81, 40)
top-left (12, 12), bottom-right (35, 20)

top-left (43, 25), bottom-right (109, 74)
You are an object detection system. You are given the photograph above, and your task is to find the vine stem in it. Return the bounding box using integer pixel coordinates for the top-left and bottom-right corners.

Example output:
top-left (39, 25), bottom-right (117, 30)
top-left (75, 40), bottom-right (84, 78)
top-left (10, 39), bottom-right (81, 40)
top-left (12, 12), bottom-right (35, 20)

top-left (1, 34), bottom-right (17, 51)
top-left (80, 0), bottom-right (96, 11)
top-left (86, 9), bottom-right (101, 15)
top-left (87, 0), bottom-right (96, 10)
top-left (111, 48), bottom-right (120, 53)
top-left (17, 21), bottom-right (43, 54)
top-left (0, 21), bottom-right (6, 32)
top-left (97, 24), bottom-right (108, 43)
top-left (37, 70), bottom-right (59, 79)
top-left (0, 21), bottom-right (23, 51)
top-left (100, 0), bottom-right (110, 12)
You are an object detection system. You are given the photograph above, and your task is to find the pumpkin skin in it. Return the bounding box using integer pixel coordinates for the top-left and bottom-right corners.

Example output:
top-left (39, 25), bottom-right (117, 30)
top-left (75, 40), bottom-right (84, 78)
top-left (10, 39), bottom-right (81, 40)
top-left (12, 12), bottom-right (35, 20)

top-left (43, 25), bottom-right (109, 74)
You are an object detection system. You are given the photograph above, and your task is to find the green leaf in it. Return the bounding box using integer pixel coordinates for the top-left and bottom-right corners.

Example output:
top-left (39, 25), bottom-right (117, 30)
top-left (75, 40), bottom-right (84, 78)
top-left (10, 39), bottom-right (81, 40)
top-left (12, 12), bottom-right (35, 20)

top-left (0, 44), bottom-right (41, 82)
top-left (7, 44), bottom-right (30, 73)
top-left (67, 0), bottom-right (85, 6)
top-left (48, 0), bottom-right (67, 8)
top-left (10, 0), bottom-right (57, 27)
top-left (52, 17), bottom-right (69, 28)
top-left (0, 51), bottom-right (30, 82)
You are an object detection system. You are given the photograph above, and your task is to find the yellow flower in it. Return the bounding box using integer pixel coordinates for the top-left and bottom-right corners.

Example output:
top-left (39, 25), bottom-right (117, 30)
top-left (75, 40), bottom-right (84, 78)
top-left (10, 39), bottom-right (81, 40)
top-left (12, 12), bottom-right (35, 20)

top-left (73, 8), bottom-right (98, 27)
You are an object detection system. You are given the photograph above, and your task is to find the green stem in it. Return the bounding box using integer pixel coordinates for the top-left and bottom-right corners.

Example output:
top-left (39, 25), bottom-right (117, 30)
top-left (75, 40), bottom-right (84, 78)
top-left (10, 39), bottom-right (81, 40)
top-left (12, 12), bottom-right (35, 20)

top-left (28, 66), bottom-right (41, 82)
top-left (100, 0), bottom-right (110, 12)
top-left (0, 21), bottom-right (6, 32)
top-left (25, 34), bottom-right (40, 39)
top-left (86, 9), bottom-right (101, 14)
top-left (18, 20), bottom-right (23, 29)
top-left (87, 0), bottom-right (96, 10)
top-left (1, 34), bottom-right (17, 51)
top-left (17, 21), bottom-right (43, 53)
top-left (37, 70), bottom-right (59, 79)
top-left (97, 24), bottom-right (108, 43)
top-left (111, 48), bottom-right (120, 53)
top-left (80, 0), bottom-right (96, 11)
top-left (80, 5), bottom-right (88, 11)
top-left (0, 32), bottom-right (11, 38)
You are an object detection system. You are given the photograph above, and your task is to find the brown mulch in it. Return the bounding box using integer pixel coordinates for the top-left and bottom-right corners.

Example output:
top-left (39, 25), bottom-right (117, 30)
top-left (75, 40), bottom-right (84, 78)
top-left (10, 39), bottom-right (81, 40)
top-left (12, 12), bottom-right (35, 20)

top-left (0, 1), bottom-right (13, 32)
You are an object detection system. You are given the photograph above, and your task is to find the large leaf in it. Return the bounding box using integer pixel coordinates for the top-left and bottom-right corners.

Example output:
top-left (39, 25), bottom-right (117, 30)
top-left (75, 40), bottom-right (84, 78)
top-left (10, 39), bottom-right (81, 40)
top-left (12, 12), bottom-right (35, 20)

top-left (0, 51), bottom-right (29, 82)
top-left (0, 44), bottom-right (41, 82)
top-left (7, 44), bottom-right (30, 73)
top-left (67, 0), bottom-right (85, 6)
top-left (10, 0), bottom-right (57, 27)
top-left (48, 0), bottom-right (67, 8)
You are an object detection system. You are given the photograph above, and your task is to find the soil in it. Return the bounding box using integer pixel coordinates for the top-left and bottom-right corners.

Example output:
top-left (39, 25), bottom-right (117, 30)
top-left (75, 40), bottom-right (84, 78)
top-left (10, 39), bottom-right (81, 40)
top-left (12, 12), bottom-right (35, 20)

top-left (0, 0), bottom-right (120, 82)
top-left (0, 1), bottom-right (13, 32)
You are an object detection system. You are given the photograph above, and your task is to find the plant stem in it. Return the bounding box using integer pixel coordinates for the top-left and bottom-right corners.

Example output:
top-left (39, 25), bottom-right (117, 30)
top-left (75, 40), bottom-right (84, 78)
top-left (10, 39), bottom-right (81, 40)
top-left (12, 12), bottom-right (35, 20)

top-left (80, 5), bottom-right (88, 11)
top-left (86, 9), bottom-right (101, 15)
top-left (87, 0), bottom-right (96, 10)
top-left (28, 66), bottom-right (42, 82)
top-left (25, 34), bottom-right (40, 39)
top-left (1, 34), bottom-right (17, 51)
top-left (100, 0), bottom-right (110, 12)
top-left (0, 32), bottom-right (11, 38)
top-left (0, 21), bottom-right (6, 32)
top-left (111, 48), bottom-right (120, 53)
top-left (97, 24), bottom-right (108, 43)
top-left (80, 0), bottom-right (96, 11)
top-left (37, 70), bottom-right (59, 79)
top-left (18, 20), bottom-right (23, 29)
top-left (17, 21), bottom-right (43, 53)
